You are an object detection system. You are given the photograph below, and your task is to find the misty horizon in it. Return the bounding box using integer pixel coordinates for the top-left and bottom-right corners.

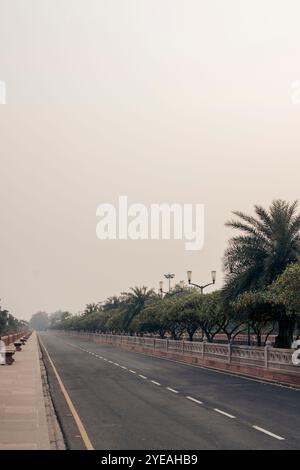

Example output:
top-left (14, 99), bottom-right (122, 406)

top-left (1, 1), bottom-right (300, 320)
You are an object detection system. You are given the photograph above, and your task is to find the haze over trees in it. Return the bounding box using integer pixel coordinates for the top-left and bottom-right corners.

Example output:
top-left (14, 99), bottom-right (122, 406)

top-left (30, 200), bottom-right (300, 349)
top-left (29, 311), bottom-right (71, 331)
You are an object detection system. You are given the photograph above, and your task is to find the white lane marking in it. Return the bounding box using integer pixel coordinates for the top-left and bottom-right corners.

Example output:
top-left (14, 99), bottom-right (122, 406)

top-left (103, 359), bottom-right (108, 362)
top-left (120, 366), bottom-right (127, 370)
top-left (253, 426), bottom-right (285, 441)
top-left (166, 387), bottom-right (179, 394)
top-left (151, 380), bottom-right (161, 386)
top-left (139, 375), bottom-right (147, 379)
top-left (214, 408), bottom-right (236, 419)
top-left (129, 370), bottom-right (137, 374)
top-left (114, 363), bottom-right (120, 366)
top-left (186, 396), bottom-right (203, 405)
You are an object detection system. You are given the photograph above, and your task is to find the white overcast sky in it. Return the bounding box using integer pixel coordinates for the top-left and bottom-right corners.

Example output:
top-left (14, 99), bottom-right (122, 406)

top-left (0, 0), bottom-right (300, 319)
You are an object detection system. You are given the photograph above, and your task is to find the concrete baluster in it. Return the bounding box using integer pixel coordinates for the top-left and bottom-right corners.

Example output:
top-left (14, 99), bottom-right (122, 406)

top-left (264, 345), bottom-right (269, 368)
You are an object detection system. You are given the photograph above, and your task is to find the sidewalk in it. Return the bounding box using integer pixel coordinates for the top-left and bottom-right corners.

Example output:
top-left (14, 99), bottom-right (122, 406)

top-left (0, 332), bottom-right (51, 450)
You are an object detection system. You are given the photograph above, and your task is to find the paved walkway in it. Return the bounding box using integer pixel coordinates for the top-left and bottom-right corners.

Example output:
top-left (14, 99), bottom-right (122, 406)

top-left (0, 332), bottom-right (51, 450)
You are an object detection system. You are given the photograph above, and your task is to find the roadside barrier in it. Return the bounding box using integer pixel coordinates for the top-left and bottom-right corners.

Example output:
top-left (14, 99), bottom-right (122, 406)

top-left (58, 331), bottom-right (300, 388)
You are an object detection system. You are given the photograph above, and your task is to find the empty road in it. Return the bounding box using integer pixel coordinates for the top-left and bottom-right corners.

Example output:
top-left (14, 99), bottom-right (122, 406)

top-left (39, 332), bottom-right (300, 450)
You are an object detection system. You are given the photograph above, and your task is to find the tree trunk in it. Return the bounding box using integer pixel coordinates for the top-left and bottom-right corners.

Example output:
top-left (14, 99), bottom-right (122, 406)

top-left (256, 331), bottom-right (261, 347)
top-left (274, 314), bottom-right (295, 348)
top-left (225, 332), bottom-right (231, 343)
top-left (247, 322), bottom-right (251, 346)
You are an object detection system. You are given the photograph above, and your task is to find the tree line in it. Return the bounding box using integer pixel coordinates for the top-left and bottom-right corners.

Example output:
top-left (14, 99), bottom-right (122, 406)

top-left (0, 303), bottom-right (28, 336)
top-left (33, 200), bottom-right (300, 348)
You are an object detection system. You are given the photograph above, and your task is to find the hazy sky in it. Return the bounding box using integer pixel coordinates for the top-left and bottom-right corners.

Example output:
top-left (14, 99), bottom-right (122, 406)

top-left (1, 1), bottom-right (300, 320)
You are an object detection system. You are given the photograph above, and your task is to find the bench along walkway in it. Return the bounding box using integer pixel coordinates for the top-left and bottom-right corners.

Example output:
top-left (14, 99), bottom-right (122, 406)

top-left (0, 331), bottom-right (51, 450)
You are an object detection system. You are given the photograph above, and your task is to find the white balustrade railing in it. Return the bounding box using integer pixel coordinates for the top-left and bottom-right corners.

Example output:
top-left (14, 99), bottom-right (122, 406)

top-left (60, 331), bottom-right (300, 375)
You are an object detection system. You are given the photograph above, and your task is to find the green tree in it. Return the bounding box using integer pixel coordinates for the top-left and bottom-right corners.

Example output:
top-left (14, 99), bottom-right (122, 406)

top-left (198, 292), bottom-right (225, 342)
top-left (133, 299), bottom-right (172, 338)
top-left (0, 306), bottom-right (28, 335)
top-left (0, 307), bottom-right (9, 334)
top-left (269, 262), bottom-right (300, 312)
top-left (175, 294), bottom-right (202, 341)
top-left (224, 200), bottom-right (300, 347)
top-left (163, 298), bottom-right (186, 340)
top-left (83, 303), bottom-right (100, 315)
top-left (268, 262), bottom-right (300, 340)
top-left (119, 286), bottom-right (157, 331)
top-left (49, 311), bottom-right (71, 328)
top-left (105, 310), bottom-right (126, 334)
top-left (233, 291), bottom-right (276, 346)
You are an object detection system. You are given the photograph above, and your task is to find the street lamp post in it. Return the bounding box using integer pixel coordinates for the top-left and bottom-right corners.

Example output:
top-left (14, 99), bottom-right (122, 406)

top-left (159, 279), bottom-right (185, 298)
top-left (187, 270), bottom-right (216, 294)
top-left (159, 281), bottom-right (168, 298)
top-left (164, 273), bottom-right (175, 292)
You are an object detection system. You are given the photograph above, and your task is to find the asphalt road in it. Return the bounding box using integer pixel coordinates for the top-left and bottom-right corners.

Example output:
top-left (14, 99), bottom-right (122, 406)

top-left (39, 332), bottom-right (300, 450)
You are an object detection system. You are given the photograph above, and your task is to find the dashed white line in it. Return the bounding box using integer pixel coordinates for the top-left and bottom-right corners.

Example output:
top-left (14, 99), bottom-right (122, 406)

top-left (214, 409), bottom-right (236, 419)
top-left (253, 426), bottom-right (285, 441)
top-left (60, 342), bottom-right (291, 444)
top-left (186, 396), bottom-right (203, 405)
top-left (151, 380), bottom-right (161, 386)
top-left (166, 387), bottom-right (179, 394)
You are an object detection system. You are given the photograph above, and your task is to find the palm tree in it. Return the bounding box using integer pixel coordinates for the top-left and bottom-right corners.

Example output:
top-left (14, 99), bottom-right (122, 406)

top-left (83, 303), bottom-right (99, 315)
top-left (120, 286), bottom-right (156, 331)
top-left (102, 296), bottom-right (123, 311)
top-left (223, 200), bottom-right (300, 347)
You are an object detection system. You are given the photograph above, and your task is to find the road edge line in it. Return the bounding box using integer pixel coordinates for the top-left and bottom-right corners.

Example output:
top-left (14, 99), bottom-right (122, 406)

top-left (38, 335), bottom-right (94, 450)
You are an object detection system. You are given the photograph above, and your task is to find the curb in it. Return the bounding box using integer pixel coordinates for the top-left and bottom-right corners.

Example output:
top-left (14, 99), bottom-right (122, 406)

top-left (38, 343), bottom-right (66, 450)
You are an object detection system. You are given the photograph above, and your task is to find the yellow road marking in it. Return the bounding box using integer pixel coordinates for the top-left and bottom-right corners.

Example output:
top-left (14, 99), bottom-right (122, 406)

top-left (39, 336), bottom-right (94, 450)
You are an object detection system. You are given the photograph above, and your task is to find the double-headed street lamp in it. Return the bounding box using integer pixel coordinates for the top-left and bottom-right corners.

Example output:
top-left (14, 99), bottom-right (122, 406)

top-left (159, 273), bottom-right (176, 298)
top-left (187, 270), bottom-right (216, 294)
